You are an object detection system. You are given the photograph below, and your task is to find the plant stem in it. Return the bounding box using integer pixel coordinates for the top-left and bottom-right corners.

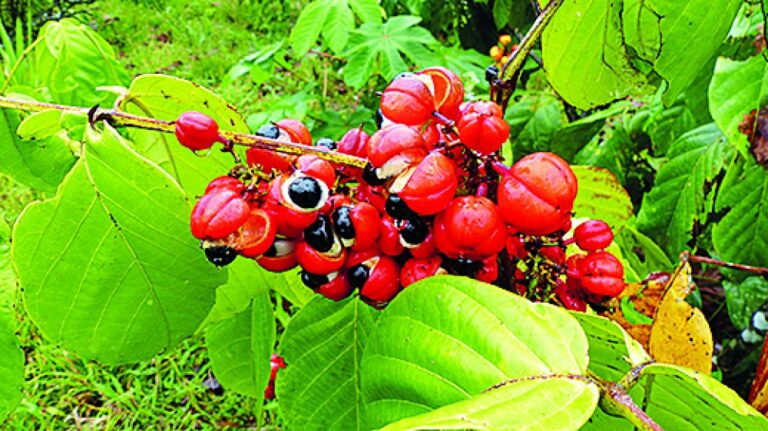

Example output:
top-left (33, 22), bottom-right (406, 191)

top-left (0, 96), bottom-right (369, 169)
top-left (590, 369), bottom-right (664, 431)
top-left (683, 251), bottom-right (768, 277)
top-left (494, 0), bottom-right (563, 111)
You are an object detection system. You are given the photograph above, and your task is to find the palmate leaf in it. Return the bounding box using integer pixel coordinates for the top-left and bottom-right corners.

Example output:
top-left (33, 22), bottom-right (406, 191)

top-left (12, 125), bottom-right (224, 364)
top-left (343, 16), bottom-right (437, 89)
top-left (291, 0), bottom-right (382, 56)
top-left (636, 124), bottom-right (732, 258)
top-left (276, 296), bottom-right (379, 431)
top-left (362, 276), bottom-right (595, 430)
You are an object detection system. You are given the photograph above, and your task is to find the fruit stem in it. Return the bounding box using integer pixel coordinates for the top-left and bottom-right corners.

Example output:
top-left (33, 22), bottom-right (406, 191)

top-left (0, 95), bottom-right (369, 169)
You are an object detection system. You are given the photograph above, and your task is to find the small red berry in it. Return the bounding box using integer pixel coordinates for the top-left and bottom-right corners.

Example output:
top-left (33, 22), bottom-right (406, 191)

top-left (276, 119), bottom-right (312, 145)
top-left (392, 152), bottom-right (458, 216)
top-left (578, 251), bottom-right (625, 297)
top-left (175, 112), bottom-right (221, 151)
top-left (434, 196), bottom-right (506, 260)
top-left (190, 187), bottom-right (250, 240)
top-left (349, 256), bottom-right (401, 306)
top-left (573, 220), bottom-right (614, 251)
top-left (232, 208), bottom-right (277, 258)
top-left (457, 102), bottom-right (509, 155)
top-left (400, 256), bottom-right (444, 287)
top-left (418, 67), bottom-right (465, 120)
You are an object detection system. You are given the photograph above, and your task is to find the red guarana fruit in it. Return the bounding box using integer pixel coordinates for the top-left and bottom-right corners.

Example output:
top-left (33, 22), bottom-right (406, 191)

top-left (573, 220), bottom-right (614, 252)
top-left (332, 203), bottom-right (382, 251)
top-left (231, 209), bottom-right (277, 258)
top-left (315, 272), bottom-right (354, 301)
top-left (295, 155), bottom-right (336, 189)
top-left (380, 77), bottom-right (435, 126)
top-left (409, 230), bottom-right (436, 258)
top-left (554, 279), bottom-right (587, 312)
top-left (175, 111), bottom-right (222, 151)
top-left (393, 151), bottom-right (459, 216)
top-left (379, 215), bottom-right (406, 256)
top-left (418, 121), bottom-right (440, 149)
top-left (205, 176), bottom-right (243, 194)
top-left (367, 124), bottom-right (428, 170)
top-left (457, 101), bottom-right (510, 155)
top-left (246, 148), bottom-right (294, 173)
top-left (419, 66), bottom-right (465, 120)
top-left (337, 126), bottom-right (369, 158)
top-left (434, 196), bottom-right (507, 260)
top-left (256, 238), bottom-right (299, 272)
top-left (475, 256), bottom-right (499, 283)
top-left (400, 256), bottom-right (444, 287)
top-left (190, 186), bottom-right (250, 240)
top-left (275, 119), bottom-right (312, 145)
top-left (353, 256), bottom-right (401, 305)
top-left (540, 245), bottom-right (566, 266)
top-left (295, 241), bottom-right (347, 275)
top-left (264, 353), bottom-right (286, 400)
top-left (497, 152), bottom-right (578, 235)
top-left (578, 251), bottom-right (625, 297)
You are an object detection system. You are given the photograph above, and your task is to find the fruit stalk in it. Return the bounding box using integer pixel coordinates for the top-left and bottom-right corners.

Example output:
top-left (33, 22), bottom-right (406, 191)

top-left (0, 95), bottom-right (369, 169)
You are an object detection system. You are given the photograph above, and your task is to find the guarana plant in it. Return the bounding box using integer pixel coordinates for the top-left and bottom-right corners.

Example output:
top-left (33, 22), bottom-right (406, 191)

top-left (2, 0), bottom-right (768, 429)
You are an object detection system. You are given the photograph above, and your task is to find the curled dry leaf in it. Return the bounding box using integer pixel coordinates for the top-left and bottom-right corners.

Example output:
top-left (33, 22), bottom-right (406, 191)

top-left (605, 272), bottom-right (669, 348)
top-left (749, 337), bottom-right (768, 414)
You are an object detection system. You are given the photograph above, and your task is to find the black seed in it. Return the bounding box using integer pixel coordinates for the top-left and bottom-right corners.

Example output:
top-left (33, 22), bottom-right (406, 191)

top-left (304, 214), bottom-right (335, 253)
top-left (386, 194), bottom-right (417, 220)
top-left (348, 264), bottom-right (370, 289)
top-left (204, 246), bottom-right (237, 267)
top-left (316, 138), bottom-right (337, 150)
top-left (362, 162), bottom-right (386, 186)
top-left (288, 176), bottom-right (323, 209)
top-left (256, 124), bottom-right (280, 139)
top-left (445, 257), bottom-right (481, 276)
top-left (301, 271), bottom-right (328, 289)
top-left (375, 109), bottom-right (384, 130)
top-left (485, 65), bottom-right (499, 82)
top-left (332, 206), bottom-right (355, 240)
top-left (263, 243), bottom-right (277, 257)
top-left (399, 217), bottom-right (429, 245)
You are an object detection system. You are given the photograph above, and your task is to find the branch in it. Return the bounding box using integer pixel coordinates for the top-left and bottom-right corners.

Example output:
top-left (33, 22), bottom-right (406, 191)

top-left (0, 96), bottom-right (369, 169)
top-left (682, 251), bottom-right (768, 277)
top-left (590, 370), bottom-right (664, 431)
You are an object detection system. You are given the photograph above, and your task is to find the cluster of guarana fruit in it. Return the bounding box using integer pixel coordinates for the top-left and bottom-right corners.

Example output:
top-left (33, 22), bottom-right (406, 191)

top-left (174, 66), bottom-right (625, 311)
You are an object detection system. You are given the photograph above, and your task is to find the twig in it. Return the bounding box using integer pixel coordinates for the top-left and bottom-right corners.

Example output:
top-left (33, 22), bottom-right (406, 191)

top-left (683, 251), bottom-right (768, 277)
top-left (0, 95), bottom-right (368, 169)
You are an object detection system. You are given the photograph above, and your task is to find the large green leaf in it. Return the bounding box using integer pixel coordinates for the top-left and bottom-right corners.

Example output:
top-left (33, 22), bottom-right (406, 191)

top-left (0, 107), bottom-right (76, 192)
top-left (277, 296), bottom-right (378, 431)
top-left (636, 124), bottom-right (731, 257)
top-left (504, 92), bottom-right (566, 157)
top-left (635, 363), bottom-right (768, 430)
top-left (379, 375), bottom-right (599, 431)
top-left (551, 101), bottom-right (633, 161)
top-left (31, 18), bottom-right (129, 106)
top-left (572, 165), bottom-right (634, 231)
top-left (118, 74), bottom-right (248, 196)
top-left (291, 0), bottom-right (382, 56)
top-left (12, 125), bottom-right (224, 364)
top-left (571, 313), bottom-right (649, 382)
top-left (712, 158), bottom-right (768, 271)
top-left (362, 276), bottom-right (591, 430)
top-left (709, 55), bottom-right (768, 157)
top-left (343, 16), bottom-right (437, 89)
top-left (615, 223), bottom-right (675, 282)
top-left (623, 0), bottom-right (741, 104)
top-left (724, 277), bottom-right (768, 330)
top-left (290, 0), bottom-right (332, 57)
top-left (206, 292), bottom-right (275, 405)
top-left (539, 0), bottom-right (648, 109)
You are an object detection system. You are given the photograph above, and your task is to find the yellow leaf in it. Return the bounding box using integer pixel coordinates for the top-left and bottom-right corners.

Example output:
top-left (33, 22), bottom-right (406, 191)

top-left (749, 337), bottom-right (768, 415)
top-left (648, 261), bottom-right (713, 374)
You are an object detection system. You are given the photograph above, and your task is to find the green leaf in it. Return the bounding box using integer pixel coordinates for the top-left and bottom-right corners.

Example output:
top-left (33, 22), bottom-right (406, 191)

top-left (623, 0), bottom-right (741, 104)
top-left (324, 1), bottom-right (356, 55)
top-left (204, 259), bottom-right (311, 326)
top-left (31, 19), bottom-right (129, 106)
top-left (0, 107), bottom-right (76, 192)
top-left (572, 165), bottom-right (634, 231)
top-left (615, 224), bottom-right (675, 282)
top-left (713, 160), bottom-right (768, 274)
top-left (12, 125), bottom-right (223, 364)
top-left (428, 45), bottom-right (490, 95)
top-left (492, 0), bottom-right (513, 29)
top-left (636, 124), bottom-right (731, 257)
top-left (206, 293), bottom-right (275, 405)
top-left (724, 277), bottom-right (768, 330)
top-left (277, 296), bottom-right (378, 431)
top-left (709, 55), bottom-right (768, 157)
top-left (349, 0), bottom-right (382, 24)
top-left (0, 311), bottom-right (22, 423)
top-left (379, 375), bottom-right (599, 431)
top-left (539, 0), bottom-right (649, 109)
top-left (362, 276), bottom-right (590, 429)
top-left (343, 16), bottom-right (437, 89)
top-left (118, 74), bottom-right (248, 196)
top-left (290, 0), bottom-right (332, 56)
top-left (504, 92), bottom-right (566, 157)
top-left (551, 101), bottom-right (633, 161)
top-left (636, 363), bottom-right (768, 430)
top-left (573, 126), bottom-right (633, 184)
top-left (571, 313), bottom-right (650, 382)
